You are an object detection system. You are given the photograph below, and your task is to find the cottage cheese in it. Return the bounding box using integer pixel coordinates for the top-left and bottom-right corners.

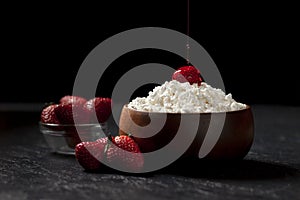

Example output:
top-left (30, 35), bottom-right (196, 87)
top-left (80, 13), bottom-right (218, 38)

top-left (128, 80), bottom-right (246, 113)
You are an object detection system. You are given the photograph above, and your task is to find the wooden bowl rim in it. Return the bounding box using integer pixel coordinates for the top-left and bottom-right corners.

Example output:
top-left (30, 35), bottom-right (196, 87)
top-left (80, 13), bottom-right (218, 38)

top-left (123, 104), bottom-right (251, 115)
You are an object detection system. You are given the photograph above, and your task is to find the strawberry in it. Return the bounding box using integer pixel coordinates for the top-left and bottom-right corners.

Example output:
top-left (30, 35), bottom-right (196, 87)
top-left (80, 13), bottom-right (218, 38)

top-left (75, 137), bottom-right (108, 171)
top-left (65, 128), bottom-right (82, 149)
top-left (59, 95), bottom-right (87, 105)
top-left (84, 97), bottom-right (112, 123)
top-left (106, 135), bottom-right (144, 172)
top-left (64, 124), bottom-right (98, 148)
top-left (75, 135), bottom-right (144, 172)
top-left (54, 103), bottom-right (90, 124)
top-left (172, 65), bottom-right (203, 85)
top-left (40, 104), bottom-right (59, 124)
top-left (64, 126), bottom-right (89, 149)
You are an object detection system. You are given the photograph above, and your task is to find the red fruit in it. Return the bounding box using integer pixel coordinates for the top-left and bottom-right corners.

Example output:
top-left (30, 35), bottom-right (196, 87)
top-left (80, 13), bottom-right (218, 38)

top-left (106, 135), bottom-right (144, 172)
top-left (64, 126), bottom-right (86, 149)
top-left (172, 65), bottom-right (203, 85)
top-left (54, 103), bottom-right (90, 124)
top-left (84, 97), bottom-right (112, 123)
top-left (59, 95), bottom-right (87, 105)
top-left (75, 138), bottom-right (108, 171)
top-left (40, 104), bottom-right (59, 124)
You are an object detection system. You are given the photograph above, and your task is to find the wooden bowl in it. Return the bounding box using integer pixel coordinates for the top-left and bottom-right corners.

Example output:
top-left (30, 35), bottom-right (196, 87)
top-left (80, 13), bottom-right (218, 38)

top-left (119, 105), bottom-right (254, 160)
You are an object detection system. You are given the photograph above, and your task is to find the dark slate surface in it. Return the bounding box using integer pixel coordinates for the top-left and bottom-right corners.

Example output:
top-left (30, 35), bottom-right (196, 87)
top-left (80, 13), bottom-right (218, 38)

top-left (0, 105), bottom-right (299, 200)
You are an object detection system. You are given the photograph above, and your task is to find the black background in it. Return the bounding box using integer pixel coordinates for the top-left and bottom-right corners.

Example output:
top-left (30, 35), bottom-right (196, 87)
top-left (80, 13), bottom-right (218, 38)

top-left (1, 1), bottom-right (299, 105)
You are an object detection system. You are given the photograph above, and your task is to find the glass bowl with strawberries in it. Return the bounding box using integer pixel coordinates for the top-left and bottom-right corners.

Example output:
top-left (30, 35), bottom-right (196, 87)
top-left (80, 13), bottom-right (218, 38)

top-left (39, 95), bottom-right (112, 155)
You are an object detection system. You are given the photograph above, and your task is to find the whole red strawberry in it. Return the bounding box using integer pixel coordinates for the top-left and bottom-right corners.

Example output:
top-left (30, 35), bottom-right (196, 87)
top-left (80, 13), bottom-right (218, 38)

top-left (75, 137), bottom-right (108, 171)
top-left (106, 135), bottom-right (144, 172)
top-left (172, 65), bottom-right (203, 85)
top-left (60, 95), bottom-right (87, 105)
top-left (40, 104), bottom-right (59, 124)
top-left (84, 97), bottom-right (112, 123)
top-left (54, 103), bottom-right (90, 124)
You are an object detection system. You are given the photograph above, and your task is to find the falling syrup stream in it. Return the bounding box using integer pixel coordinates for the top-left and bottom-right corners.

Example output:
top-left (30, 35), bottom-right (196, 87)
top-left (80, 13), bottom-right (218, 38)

top-left (186, 0), bottom-right (190, 65)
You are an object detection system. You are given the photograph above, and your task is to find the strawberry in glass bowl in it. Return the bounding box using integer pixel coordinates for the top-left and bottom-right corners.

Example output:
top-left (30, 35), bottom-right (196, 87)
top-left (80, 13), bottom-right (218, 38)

top-left (39, 95), bottom-right (112, 155)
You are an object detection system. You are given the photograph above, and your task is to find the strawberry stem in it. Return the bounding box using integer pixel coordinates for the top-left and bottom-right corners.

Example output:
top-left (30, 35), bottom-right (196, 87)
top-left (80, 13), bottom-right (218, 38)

top-left (127, 132), bottom-right (132, 137)
top-left (104, 141), bottom-right (111, 154)
top-left (104, 132), bottom-right (113, 155)
top-left (106, 132), bottom-right (113, 141)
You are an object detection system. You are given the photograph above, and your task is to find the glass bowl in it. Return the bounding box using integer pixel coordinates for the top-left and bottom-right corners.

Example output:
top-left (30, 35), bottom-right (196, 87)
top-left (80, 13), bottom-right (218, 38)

top-left (39, 122), bottom-right (108, 155)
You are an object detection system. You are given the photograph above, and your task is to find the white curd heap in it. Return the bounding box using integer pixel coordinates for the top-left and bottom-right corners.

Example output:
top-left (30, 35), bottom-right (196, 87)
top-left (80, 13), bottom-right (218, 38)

top-left (128, 80), bottom-right (246, 113)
